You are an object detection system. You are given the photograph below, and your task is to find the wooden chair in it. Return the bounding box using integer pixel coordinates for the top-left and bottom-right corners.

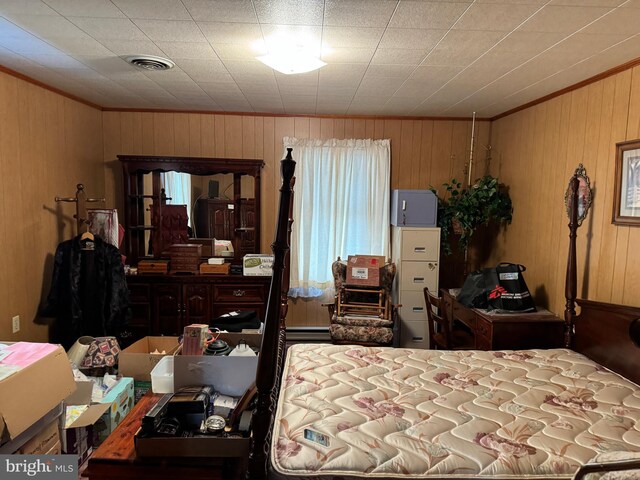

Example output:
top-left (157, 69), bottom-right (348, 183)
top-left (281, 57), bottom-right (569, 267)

top-left (424, 287), bottom-right (474, 350)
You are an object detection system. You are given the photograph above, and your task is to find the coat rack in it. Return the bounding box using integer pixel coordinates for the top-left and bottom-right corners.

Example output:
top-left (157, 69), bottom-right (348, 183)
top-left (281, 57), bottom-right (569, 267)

top-left (55, 183), bottom-right (106, 235)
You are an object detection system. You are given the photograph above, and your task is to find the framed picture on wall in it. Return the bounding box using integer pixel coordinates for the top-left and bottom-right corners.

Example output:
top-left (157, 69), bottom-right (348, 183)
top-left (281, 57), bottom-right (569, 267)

top-left (614, 139), bottom-right (640, 226)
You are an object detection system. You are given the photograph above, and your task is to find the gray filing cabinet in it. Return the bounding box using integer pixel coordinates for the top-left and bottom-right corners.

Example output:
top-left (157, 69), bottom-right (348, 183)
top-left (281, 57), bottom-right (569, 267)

top-left (391, 226), bottom-right (440, 348)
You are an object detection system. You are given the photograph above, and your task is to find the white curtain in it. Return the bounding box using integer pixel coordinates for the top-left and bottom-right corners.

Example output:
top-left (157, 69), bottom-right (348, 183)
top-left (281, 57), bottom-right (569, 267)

top-left (163, 172), bottom-right (192, 226)
top-left (284, 137), bottom-right (391, 298)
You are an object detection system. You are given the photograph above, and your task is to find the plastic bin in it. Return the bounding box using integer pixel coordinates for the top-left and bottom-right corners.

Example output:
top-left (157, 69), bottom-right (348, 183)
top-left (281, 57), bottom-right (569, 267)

top-left (150, 356), bottom-right (174, 394)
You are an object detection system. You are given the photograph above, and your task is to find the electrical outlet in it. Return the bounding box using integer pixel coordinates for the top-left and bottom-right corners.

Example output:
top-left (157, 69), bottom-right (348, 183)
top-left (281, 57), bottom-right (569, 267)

top-left (12, 315), bottom-right (20, 334)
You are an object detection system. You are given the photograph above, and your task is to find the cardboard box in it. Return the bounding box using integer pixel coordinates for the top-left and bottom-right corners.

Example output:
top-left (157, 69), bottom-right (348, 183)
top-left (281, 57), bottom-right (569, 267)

top-left (0, 343), bottom-right (76, 443)
top-left (16, 419), bottom-right (60, 455)
top-left (62, 377), bottom-right (135, 460)
top-left (0, 403), bottom-right (63, 454)
top-left (118, 336), bottom-right (180, 382)
top-left (346, 255), bottom-right (386, 286)
top-left (243, 254), bottom-right (274, 276)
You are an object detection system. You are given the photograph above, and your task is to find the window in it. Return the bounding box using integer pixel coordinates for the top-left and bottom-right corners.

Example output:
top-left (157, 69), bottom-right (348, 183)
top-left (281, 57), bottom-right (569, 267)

top-left (284, 138), bottom-right (391, 298)
top-left (163, 171), bottom-right (192, 227)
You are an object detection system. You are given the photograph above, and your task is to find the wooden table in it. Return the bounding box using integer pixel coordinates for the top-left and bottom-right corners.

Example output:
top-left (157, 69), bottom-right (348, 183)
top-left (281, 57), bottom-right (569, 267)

top-left (442, 290), bottom-right (565, 350)
top-left (83, 392), bottom-right (246, 480)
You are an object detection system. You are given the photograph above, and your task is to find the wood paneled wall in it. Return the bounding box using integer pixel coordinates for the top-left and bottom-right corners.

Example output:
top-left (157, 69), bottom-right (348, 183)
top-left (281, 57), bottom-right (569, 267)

top-left (0, 71), bottom-right (104, 341)
top-left (490, 66), bottom-right (640, 315)
top-left (102, 112), bottom-right (488, 326)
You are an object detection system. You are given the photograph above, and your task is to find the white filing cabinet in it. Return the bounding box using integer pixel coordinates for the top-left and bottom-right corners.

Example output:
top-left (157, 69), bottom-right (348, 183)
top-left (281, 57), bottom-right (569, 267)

top-left (391, 227), bottom-right (440, 348)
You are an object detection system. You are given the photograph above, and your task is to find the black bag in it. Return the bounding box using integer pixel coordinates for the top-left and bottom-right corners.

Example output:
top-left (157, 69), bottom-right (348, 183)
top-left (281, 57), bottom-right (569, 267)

top-left (457, 268), bottom-right (497, 309)
top-left (457, 263), bottom-right (535, 312)
top-left (486, 263), bottom-right (536, 312)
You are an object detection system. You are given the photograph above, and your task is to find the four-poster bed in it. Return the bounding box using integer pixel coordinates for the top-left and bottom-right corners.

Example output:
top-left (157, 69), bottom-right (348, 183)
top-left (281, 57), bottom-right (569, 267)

top-left (248, 155), bottom-right (640, 480)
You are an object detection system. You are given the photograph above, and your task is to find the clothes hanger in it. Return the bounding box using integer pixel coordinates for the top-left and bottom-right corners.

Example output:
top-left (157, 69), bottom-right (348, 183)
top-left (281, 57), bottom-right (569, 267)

top-left (80, 231), bottom-right (94, 241)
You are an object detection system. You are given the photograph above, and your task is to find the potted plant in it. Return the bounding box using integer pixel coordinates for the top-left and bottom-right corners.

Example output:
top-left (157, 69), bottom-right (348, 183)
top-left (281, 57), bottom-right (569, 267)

top-left (433, 175), bottom-right (513, 255)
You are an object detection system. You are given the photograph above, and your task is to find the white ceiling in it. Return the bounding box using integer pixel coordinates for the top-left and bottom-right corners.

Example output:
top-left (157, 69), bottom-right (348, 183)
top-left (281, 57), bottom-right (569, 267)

top-left (0, 0), bottom-right (639, 118)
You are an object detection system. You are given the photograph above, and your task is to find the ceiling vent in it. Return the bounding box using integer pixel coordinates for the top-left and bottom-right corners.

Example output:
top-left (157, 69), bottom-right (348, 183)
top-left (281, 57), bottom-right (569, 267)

top-left (125, 55), bottom-right (175, 71)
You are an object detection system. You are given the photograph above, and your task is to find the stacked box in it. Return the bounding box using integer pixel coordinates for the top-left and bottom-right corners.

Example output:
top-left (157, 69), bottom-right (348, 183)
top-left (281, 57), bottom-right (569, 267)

top-left (170, 244), bottom-right (202, 274)
top-left (346, 255), bottom-right (386, 286)
top-left (137, 260), bottom-right (169, 274)
top-left (199, 262), bottom-right (230, 275)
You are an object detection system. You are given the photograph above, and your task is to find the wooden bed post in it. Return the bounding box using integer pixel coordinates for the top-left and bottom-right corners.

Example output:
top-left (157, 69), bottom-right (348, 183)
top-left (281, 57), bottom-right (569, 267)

top-left (248, 148), bottom-right (296, 480)
top-left (564, 175), bottom-right (579, 348)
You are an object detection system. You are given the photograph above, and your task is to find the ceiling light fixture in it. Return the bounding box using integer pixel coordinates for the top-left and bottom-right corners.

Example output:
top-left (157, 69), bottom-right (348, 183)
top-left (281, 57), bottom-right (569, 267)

top-left (256, 47), bottom-right (326, 75)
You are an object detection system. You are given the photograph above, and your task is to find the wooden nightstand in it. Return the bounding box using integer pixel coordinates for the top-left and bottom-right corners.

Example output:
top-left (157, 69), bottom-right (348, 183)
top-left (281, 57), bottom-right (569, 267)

top-left (441, 290), bottom-right (565, 350)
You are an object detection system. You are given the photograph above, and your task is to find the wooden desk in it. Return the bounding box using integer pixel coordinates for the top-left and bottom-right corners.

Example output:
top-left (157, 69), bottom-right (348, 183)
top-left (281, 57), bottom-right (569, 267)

top-left (83, 393), bottom-right (246, 480)
top-left (442, 290), bottom-right (564, 350)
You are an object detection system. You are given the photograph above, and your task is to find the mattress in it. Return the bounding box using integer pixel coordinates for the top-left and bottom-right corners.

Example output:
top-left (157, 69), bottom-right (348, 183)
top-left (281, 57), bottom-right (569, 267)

top-left (271, 345), bottom-right (640, 479)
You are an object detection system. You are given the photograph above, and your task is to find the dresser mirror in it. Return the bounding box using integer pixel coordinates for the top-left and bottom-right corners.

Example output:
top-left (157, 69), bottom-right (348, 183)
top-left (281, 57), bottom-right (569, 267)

top-left (119, 155), bottom-right (264, 266)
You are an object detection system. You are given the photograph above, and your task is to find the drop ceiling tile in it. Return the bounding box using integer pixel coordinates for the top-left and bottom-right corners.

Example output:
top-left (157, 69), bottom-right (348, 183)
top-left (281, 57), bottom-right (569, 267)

top-left (317, 83), bottom-right (359, 96)
top-left (223, 59), bottom-right (274, 77)
top-left (182, 0), bottom-right (257, 22)
top-left (198, 22), bottom-right (263, 45)
top-left (238, 82), bottom-right (280, 96)
top-left (281, 93), bottom-right (316, 104)
top-left (356, 76), bottom-right (405, 96)
top-left (174, 57), bottom-right (228, 82)
top-left (316, 94), bottom-right (353, 104)
top-left (156, 41), bottom-right (217, 60)
top-left (422, 30), bottom-right (507, 67)
top-left (47, 35), bottom-right (111, 55)
top-left (321, 47), bottom-right (375, 64)
top-left (549, 0), bottom-right (624, 6)
top-left (275, 83), bottom-right (317, 95)
top-left (234, 74), bottom-right (278, 88)
top-left (517, 5), bottom-right (612, 33)
top-left (68, 17), bottom-right (146, 40)
top-left (0, 1), bottom-right (57, 15)
top-left (409, 64), bottom-right (464, 82)
top-left (318, 63), bottom-right (367, 85)
top-left (216, 100), bottom-right (253, 111)
top-left (214, 44), bottom-right (258, 61)
top-left (379, 28), bottom-right (447, 50)
top-left (198, 81), bottom-right (242, 95)
top-left (8, 14), bottom-right (90, 38)
top-left (143, 67), bottom-right (193, 83)
top-left (76, 54), bottom-right (132, 74)
top-left (29, 53), bottom-right (86, 68)
top-left (0, 33), bottom-right (62, 55)
top-left (321, 26), bottom-right (385, 49)
top-left (492, 31), bottom-right (568, 54)
top-left (316, 104), bottom-right (348, 114)
top-left (581, 7), bottom-right (640, 34)
top-left (549, 32), bottom-right (630, 58)
top-left (365, 64), bottom-right (415, 79)
top-left (42, 0), bottom-right (126, 17)
top-left (324, 0), bottom-right (397, 27)
top-left (453, 3), bottom-right (541, 31)
top-left (253, 0), bottom-right (324, 26)
top-left (371, 48), bottom-right (429, 65)
top-left (245, 93), bottom-right (283, 106)
top-left (132, 20), bottom-right (207, 43)
top-left (394, 81), bottom-right (444, 100)
top-left (100, 39), bottom-right (166, 57)
top-left (275, 71), bottom-right (318, 86)
top-left (112, 0), bottom-right (191, 20)
top-left (390, 1), bottom-right (471, 29)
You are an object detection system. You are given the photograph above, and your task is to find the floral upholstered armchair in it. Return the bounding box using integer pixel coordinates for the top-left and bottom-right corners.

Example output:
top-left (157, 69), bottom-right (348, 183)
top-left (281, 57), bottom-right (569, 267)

top-left (327, 257), bottom-right (398, 346)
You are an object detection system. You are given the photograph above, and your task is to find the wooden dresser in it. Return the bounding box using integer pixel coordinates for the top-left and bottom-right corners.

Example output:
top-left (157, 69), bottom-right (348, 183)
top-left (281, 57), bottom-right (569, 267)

top-left (125, 274), bottom-right (270, 341)
top-left (442, 289), bottom-right (564, 350)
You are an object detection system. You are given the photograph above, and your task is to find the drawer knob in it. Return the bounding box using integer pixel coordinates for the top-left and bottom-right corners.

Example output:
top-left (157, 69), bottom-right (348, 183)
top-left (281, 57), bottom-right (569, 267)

top-left (414, 247), bottom-right (426, 253)
top-left (413, 277), bottom-right (424, 283)
top-left (233, 290), bottom-right (246, 297)
top-left (412, 307), bottom-right (424, 312)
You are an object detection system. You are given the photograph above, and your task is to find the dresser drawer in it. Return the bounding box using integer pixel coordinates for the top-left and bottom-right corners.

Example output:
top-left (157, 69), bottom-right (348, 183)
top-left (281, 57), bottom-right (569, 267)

top-left (401, 229), bottom-right (440, 261)
top-left (400, 320), bottom-right (429, 349)
top-left (400, 261), bottom-right (438, 291)
top-left (213, 284), bottom-right (266, 303)
top-left (398, 290), bottom-right (427, 321)
top-left (212, 304), bottom-right (266, 323)
top-left (128, 283), bottom-right (150, 302)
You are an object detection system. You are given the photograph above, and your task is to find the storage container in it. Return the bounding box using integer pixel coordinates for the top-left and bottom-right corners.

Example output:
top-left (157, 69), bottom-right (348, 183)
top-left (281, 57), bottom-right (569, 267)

top-left (150, 356), bottom-right (174, 394)
top-left (391, 190), bottom-right (438, 227)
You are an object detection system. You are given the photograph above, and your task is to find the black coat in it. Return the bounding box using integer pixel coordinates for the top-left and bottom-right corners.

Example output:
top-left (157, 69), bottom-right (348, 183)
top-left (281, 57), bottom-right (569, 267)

top-left (41, 235), bottom-right (129, 349)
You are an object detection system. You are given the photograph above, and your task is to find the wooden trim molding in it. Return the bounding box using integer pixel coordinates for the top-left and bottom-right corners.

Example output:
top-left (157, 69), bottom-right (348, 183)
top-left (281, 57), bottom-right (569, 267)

top-left (0, 65), bottom-right (102, 111)
top-left (491, 55), bottom-right (640, 121)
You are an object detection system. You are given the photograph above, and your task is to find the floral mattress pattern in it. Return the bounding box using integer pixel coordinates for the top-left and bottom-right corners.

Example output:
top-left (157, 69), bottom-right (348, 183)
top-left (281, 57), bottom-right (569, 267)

top-left (271, 345), bottom-right (640, 479)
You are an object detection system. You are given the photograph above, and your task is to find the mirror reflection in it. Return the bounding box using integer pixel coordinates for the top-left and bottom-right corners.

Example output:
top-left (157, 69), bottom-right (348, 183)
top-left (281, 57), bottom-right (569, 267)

top-left (140, 172), bottom-right (255, 257)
